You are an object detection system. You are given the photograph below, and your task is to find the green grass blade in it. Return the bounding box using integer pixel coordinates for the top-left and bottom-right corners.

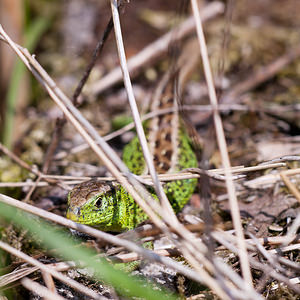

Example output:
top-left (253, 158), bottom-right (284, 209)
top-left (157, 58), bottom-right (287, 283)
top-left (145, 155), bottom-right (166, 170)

top-left (0, 201), bottom-right (177, 300)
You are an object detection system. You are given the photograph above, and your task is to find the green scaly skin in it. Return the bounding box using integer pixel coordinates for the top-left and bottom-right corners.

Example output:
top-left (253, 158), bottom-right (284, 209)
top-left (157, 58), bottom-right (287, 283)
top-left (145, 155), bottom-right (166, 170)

top-left (66, 127), bottom-right (197, 232)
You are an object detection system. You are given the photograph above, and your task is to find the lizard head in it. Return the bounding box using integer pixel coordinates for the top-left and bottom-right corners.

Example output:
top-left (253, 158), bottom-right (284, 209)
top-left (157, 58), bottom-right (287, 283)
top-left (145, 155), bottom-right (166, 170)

top-left (66, 179), bottom-right (119, 230)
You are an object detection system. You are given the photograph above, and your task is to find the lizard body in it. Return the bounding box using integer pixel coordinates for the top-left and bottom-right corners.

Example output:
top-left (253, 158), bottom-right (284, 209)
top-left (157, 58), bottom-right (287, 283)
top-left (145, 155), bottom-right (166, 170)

top-left (66, 46), bottom-right (199, 232)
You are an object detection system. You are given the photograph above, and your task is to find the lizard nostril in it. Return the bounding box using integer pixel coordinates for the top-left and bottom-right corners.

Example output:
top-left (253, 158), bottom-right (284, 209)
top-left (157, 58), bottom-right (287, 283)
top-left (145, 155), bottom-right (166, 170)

top-left (75, 207), bottom-right (81, 215)
top-left (66, 207), bottom-right (80, 221)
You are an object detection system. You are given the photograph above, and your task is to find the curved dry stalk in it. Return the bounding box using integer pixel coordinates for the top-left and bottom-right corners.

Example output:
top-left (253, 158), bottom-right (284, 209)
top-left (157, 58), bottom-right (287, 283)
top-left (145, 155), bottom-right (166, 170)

top-left (190, 0), bottom-right (253, 286)
top-left (280, 169), bottom-right (300, 202)
top-left (41, 271), bottom-right (57, 295)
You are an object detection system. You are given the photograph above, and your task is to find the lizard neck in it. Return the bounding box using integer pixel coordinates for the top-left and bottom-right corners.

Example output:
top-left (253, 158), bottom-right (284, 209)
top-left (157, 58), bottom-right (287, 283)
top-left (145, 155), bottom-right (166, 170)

top-left (113, 186), bottom-right (149, 231)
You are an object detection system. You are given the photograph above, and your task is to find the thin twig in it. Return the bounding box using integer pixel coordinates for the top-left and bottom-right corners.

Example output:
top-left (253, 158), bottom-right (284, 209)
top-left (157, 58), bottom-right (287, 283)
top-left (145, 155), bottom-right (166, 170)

top-left (72, 17), bottom-right (114, 104)
top-left (268, 243), bottom-right (300, 254)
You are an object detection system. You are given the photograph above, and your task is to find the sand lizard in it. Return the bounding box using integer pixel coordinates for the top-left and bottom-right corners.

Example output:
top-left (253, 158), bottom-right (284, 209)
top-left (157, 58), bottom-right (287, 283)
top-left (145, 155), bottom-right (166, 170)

top-left (66, 41), bottom-right (199, 232)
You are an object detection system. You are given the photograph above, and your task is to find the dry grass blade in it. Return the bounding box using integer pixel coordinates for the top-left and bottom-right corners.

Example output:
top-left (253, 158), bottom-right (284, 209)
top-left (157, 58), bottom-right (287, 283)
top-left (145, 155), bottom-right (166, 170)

top-left (21, 278), bottom-right (67, 300)
top-left (0, 266), bottom-right (40, 288)
top-left (280, 169), bottom-right (300, 202)
top-left (0, 162), bottom-right (286, 188)
top-left (0, 261), bottom-right (76, 288)
top-left (190, 0), bottom-right (253, 287)
top-left (110, 0), bottom-right (177, 222)
top-left (41, 271), bottom-right (57, 294)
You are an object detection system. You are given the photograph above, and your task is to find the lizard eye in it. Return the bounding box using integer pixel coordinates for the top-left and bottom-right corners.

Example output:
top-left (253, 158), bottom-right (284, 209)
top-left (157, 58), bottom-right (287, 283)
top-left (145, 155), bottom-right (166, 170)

top-left (95, 198), bottom-right (102, 208)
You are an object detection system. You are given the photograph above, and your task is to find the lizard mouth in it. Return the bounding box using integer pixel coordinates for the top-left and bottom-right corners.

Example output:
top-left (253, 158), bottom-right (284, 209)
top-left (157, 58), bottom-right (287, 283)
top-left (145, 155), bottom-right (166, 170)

top-left (66, 207), bottom-right (80, 221)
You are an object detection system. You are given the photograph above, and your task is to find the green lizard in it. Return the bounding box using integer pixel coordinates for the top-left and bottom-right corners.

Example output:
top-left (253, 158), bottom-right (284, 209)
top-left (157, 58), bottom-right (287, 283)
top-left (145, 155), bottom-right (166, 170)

top-left (66, 46), bottom-right (199, 232)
